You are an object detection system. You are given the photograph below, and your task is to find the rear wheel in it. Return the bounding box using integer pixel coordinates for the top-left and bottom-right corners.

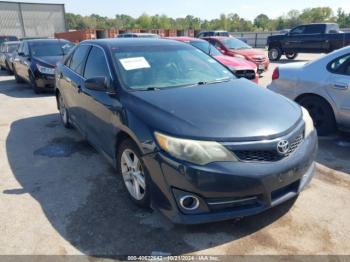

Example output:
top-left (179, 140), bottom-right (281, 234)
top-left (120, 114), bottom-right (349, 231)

top-left (117, 139), bottom-right (151, 208)
top-left (57, 92), bottom-right (71, 128)
top-left (286, 52), bottom-right (298, 60)
top-left (268, 46), bottom-right (282, 61)
top-left (298, 96), bottom-right (336, 136)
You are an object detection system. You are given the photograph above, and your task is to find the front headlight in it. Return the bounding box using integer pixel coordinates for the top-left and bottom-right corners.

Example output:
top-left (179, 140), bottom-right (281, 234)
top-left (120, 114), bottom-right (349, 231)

top-left (36, 64), bottom-right (55, 75)
top-left (154, 132), bottom-right (238, 165)
top-left (302, 107), bottom-right (315, 137)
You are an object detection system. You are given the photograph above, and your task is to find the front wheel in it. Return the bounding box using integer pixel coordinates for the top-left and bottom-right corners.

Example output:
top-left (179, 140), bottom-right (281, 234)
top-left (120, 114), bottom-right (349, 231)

top-left (117, 139), bottom-right (151, 208)
top-left (286, 52), bottom-right (298, 60)
top-left (13, 67), bottom-right (24, 83)
top-left (268, 46), bottom-right (282, 61)
top-left (299, 96), bottom-right (336, 136)
top-left (29, 73), bottom-right (42, 94)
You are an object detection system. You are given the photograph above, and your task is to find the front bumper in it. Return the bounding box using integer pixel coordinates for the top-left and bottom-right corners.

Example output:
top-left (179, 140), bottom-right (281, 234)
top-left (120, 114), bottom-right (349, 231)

top-left (34, 74), bottom-right (55, 89)
top-left (143, 130), bottom-right (317, 224)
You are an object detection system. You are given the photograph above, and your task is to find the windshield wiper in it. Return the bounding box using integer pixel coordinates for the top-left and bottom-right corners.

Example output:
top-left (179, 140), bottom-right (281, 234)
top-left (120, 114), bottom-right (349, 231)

top-left (197, 78), bottom-right (232, 85)
top-left (138, 87), bottom-right (162, 91)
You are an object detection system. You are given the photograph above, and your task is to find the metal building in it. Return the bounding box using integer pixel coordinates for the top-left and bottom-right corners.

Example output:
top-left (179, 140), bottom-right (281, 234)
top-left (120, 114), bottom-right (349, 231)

top-left (0, 1), bottom-right (67, 38)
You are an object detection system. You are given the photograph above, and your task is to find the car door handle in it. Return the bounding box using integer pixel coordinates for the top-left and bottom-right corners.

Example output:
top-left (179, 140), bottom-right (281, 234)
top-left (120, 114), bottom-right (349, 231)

top-left (333, 83), bottom-right (349, 90)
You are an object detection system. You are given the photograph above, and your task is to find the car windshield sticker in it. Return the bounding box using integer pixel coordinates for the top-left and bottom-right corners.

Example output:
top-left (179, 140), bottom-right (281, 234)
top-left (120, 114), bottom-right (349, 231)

top-left (119, 57), bottom-right (150, 71)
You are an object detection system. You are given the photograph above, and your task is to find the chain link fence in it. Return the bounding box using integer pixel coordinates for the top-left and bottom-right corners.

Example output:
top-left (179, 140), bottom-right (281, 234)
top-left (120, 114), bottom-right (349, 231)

top-left (0, 1), bottom-right (66, 38)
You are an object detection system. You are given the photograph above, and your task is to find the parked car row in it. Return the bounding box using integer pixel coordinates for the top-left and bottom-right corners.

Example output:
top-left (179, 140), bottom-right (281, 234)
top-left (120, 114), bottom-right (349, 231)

top-left (0, 35), bottom-right (265, 91)
top-left (0, 41), bottom-right (20, 74)
top-left (0, 39), bottom-right (75, 93)
top-left (115, 30), bottom-right (270, 75)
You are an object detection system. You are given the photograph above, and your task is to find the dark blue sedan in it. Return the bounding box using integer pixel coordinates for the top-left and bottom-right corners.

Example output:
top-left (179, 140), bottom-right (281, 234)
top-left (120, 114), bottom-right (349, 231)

top-left (55, 38), bottom-right (318, 224)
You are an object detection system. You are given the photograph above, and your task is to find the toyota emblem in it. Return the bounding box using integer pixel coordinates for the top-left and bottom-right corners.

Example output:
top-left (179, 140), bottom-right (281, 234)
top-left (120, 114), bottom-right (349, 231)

top-left (277, 140), bottom-right (290, 155)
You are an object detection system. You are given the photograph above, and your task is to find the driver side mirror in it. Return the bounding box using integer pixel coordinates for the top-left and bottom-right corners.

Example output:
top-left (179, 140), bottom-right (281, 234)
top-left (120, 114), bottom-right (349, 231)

top-left (18, 52), bottom-right (25, 57)
top-left (85, 76), bottom-right (107, 91)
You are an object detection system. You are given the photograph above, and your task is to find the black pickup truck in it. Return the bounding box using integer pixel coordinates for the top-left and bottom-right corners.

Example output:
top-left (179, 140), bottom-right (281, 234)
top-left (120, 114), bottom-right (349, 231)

top-left (267, 23), bottom-right (350, 61)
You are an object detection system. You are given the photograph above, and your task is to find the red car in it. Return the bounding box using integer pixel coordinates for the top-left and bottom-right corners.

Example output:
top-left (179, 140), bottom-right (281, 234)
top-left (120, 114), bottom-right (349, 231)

top-left (202, 37), bottom-right (269, 74)
top-left (167, 37), bottom-right (258, 83)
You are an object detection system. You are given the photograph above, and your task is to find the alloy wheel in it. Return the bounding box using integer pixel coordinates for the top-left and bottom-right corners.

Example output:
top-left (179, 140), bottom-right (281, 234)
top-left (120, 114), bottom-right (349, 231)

top-left (121, 149), bottom-right (146, 201)
top-left (59, 94), bottom-right (68, 125)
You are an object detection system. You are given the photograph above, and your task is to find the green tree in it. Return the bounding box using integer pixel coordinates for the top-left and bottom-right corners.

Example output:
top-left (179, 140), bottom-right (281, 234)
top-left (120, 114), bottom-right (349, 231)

top-left (254, 14), bottom-right (270, 30)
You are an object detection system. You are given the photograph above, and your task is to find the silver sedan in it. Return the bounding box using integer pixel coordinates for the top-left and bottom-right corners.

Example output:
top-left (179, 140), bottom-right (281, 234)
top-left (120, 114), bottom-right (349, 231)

top-left (268, 46), bottom-right (350, 136)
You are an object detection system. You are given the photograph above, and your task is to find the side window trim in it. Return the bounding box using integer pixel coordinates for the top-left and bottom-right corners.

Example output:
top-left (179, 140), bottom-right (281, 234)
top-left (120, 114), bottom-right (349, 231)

top-left (65, 45), bottom-right (91, 79)
top-left (327, 54), bottom-right (350, 76)
top-left (80, 43), bottom-right (114, 81)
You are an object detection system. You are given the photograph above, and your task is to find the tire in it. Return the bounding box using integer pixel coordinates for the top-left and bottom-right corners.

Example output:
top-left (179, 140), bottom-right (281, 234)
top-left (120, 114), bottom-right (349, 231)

top-left (286, 52), bottom-right (298, 60)
top-left (298, 96), bottom-right (336, 136)
top-left (29, 73), bottom-right (42, 94)
top-left (117, 139), bottom-right (151, 208)
top-left (268, 46), bottom-right (282, 61)
top-left (13, 67), bottom-right (24, 83)
top-left (57, 92), bottom-right (71, 129)
top-left (5, 61), bottom-right (13, 75)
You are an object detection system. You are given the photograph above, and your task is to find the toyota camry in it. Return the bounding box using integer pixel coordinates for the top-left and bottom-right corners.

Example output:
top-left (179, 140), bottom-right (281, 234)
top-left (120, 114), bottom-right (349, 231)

top-left (55, 38), bottom-right (317, 224)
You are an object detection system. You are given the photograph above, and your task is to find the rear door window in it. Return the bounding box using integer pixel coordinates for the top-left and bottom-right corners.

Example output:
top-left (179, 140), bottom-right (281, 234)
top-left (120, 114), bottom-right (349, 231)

top-left (328, 54), bottom-right (350, 75)
top-left (68, 45), bottom-right (91, 75)
top-left (304, 24), bottom-right (325, 34)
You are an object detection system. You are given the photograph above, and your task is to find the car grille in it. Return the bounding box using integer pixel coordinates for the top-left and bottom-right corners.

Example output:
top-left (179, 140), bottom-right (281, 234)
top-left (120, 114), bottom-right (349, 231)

top-left (234, 69), bottom-right (256, 80)
top-left (233, 135), bottom-right (304, 162)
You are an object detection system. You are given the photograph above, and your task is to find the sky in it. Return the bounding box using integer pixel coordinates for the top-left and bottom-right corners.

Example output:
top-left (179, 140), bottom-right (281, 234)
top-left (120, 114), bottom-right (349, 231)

top-left (4, 0), bottom-right (350, 20)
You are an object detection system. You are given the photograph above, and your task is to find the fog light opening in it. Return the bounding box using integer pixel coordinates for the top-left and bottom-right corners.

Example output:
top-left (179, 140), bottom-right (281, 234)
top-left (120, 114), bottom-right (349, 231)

top-left (179, 195), bottom-right (200, 211)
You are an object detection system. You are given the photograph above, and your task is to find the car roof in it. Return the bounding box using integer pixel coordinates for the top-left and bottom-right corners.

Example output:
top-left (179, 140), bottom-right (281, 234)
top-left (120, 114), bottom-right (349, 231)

top-left (3, 41), bottom-right (20, 45)
top-left (81, 38), bottom-right (189, 49)
top-left (165, 37), bottom-right (205, 42)
top-left (203, 36), bottom-right (236, 42)
top-left (24, 38), bottom-right (70, 44)
top-left (200, 30), bottom-right (227, 33)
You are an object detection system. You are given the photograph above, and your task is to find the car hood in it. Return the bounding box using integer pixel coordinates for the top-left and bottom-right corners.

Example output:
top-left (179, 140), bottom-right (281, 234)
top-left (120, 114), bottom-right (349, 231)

top-left (124, 79), bottom-right (302, 141)
top-left (32, 56), bottom-right (63, 67)
top-left (232, 48), bottom-right (266, 58)
top-left (214, 55), bottom-right (257, 70)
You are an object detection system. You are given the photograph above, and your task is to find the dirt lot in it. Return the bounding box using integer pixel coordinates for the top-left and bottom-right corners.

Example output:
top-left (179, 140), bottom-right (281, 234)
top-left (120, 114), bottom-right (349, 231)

top-left (0, 53), bottom-right (350, 256)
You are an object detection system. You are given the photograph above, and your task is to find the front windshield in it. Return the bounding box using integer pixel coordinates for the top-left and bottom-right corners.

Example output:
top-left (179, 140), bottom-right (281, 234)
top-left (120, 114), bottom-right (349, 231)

top-left (29, 41), bottom-right (74, 57)
top-left (113, 44), bottom-right (234, 90)
top-left (222, 38), bottom-right (251, 50)
top-left (7, 44), bottom-right (19, 53)
top-left (190, 41), bottom-right (222, 56)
